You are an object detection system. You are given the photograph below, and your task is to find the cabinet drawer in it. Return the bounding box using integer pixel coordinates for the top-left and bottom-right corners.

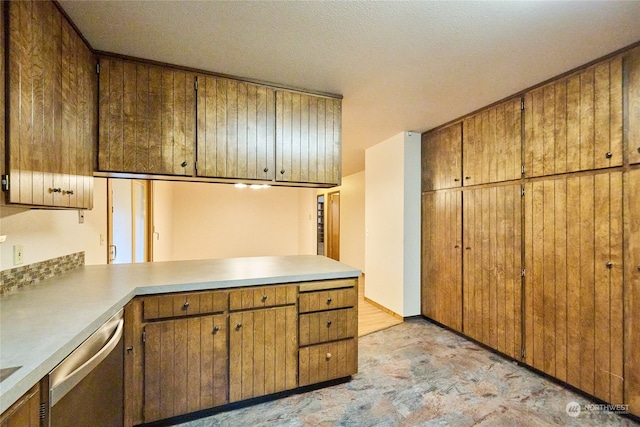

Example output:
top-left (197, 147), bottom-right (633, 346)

top-left (229, 285), bottom-right (297, 311)
top-left (299, 308), bottom-right (357, 346)
top-left (298, 339), bottom-right (357, 387)
top-left (143, 291), bottom-right (228, 320)
top-left (299, 287), bottom-right (356, 313)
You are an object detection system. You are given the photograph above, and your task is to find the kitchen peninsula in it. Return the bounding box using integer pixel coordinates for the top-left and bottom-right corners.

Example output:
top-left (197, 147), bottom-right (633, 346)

top-left (0, 255), bottom-right (361, 425)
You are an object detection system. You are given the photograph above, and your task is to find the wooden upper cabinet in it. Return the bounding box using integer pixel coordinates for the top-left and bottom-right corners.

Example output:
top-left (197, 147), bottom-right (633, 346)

top-left (524, 55), bottom-right (623, 177)
top-left (627, 47), bottom-right (640, 165)
top-left (196, 76), bottom-right (275, 180)
top-left (626, 168), bottom-right (640, 413)
top-left (421, 122), bottom-right (462, 191)
top-left (98, 57), bottom-right (196, 176)
top-left (7, 0), bottom-right (95, 209)
top-left (463, 98), bottom-right (522, 185)
top-left (275, 91), bottom-right (342, 186)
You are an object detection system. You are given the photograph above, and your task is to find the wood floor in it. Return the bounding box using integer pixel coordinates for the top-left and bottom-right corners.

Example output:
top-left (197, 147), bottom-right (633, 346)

top-left (357, 276), bottom-right (403, 337)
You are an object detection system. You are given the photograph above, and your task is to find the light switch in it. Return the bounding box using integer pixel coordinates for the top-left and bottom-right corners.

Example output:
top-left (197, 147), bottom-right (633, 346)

top-left (13, 245), bottom-right (24, 265)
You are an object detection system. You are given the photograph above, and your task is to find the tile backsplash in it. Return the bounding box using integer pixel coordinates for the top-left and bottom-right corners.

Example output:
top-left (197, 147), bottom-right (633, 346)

top-left (0, 252), bottom-right (84, 295)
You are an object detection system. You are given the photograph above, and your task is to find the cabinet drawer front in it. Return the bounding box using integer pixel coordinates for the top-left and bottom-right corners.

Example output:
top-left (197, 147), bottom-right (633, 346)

top-left (299, 287), bottom-right (356, 313)
top-left (299, 308), bottom-right (356, 346)
top-left (229, 285), bottom-right (297, 311)
top-left (143, 291), bottom-right (228, 320)
top-left (298, 339), bottom-right (357, 387)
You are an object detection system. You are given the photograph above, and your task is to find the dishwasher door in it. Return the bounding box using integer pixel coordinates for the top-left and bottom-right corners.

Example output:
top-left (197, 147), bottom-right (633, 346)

top-left (49, 309), bottom-right (124, 427)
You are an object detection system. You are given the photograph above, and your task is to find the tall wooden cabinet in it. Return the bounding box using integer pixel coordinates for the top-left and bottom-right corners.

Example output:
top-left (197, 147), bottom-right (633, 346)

top-left (421, 190), bottom-right (462, 332)
top-left (463, 184), bottom-right (522, 360)
top-left (422, 43), bottom-right (640, 416)
top-left (98, 57), bottom-right (196, 176)
top-left (524, 173), bottom-right (624, 404)
top-left (6, 0), bottom-right (95, 208)
top-left (196, 76), bottom-right (275, 180)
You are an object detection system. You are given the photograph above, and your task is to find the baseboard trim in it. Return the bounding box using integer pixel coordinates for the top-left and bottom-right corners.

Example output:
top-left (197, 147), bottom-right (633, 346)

top-left (363, 296), bottom-right (403, 321)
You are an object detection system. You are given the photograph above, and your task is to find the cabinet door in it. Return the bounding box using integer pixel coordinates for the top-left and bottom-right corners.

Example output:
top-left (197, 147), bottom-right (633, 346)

top-left (229, 306), bottom-right (297, 402)
top-left (462, 184), bottom-right (522, 360)
top-left (98, 57), bottom-right (196, 176)
top-left (627, 47), bottom-right (640, 165)
top-left (143, 315), bottom-right (228, 423)
top-left (421, 190), bottom-right (462, 332)
top-left (524, 172), bottom-right (623, 404)
top-left (523, 56), bottom-right (623, 177)
top-left (196, 76), bottom-right (275, 180)
top-left (462, 98), bottom-right (521, 186)
top-left (275, 91), bottom-right (341, 185)
top-left (421, 123), bottom-right (462, 191)
top-left (0, 384), bottom-right (40, 427)
top-left (7, 0), bottom-right (94, 208)
top-left (626, 168), bottom-right (640, 413)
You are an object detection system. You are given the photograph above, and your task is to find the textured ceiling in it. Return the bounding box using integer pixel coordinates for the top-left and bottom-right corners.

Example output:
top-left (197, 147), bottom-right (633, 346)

top-left (58, 1), bottom-right (640, 176)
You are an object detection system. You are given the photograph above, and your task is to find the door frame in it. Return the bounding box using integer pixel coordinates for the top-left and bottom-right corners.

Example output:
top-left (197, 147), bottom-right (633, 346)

top-left (327, 191), bottom-right (340, 261)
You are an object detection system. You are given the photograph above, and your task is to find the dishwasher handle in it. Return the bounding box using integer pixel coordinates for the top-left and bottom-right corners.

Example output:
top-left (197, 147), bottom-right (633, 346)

top-left (50, 311), bottom-right (124, 406)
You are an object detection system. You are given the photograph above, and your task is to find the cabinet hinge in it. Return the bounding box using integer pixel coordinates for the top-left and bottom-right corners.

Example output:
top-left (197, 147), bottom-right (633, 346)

top-left (521, 165), bottom-right (525, 175)
top-left (194, 161), bottom-right (198, 172)
top-left (194, 77), bottom-right (198, 91)
top-left (521, 99), bottom-right (525, 111)
top-left (96, 63), bottom-right (100, 74)
top-left (521, 348), bottom-right (526, 359)
top-left (142, 330), bottom-right (146, 344)
top-left (1, 174), bottom-right (9, 191)
top-left (521, 187), bottom-right (525, 197)
top-left (521, 269), bottom-right (526, 277)
top-left (39, 402), bottom-right (46, 421)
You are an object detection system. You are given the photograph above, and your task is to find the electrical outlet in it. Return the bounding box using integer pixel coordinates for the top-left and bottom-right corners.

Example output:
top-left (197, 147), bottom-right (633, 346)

top-left (13, 245), bottom-right (24, 265)
top-left (100, 234), bottom-right (105, 246)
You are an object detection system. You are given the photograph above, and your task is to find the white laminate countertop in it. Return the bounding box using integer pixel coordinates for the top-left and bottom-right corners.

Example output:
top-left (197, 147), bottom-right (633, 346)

top-left (0, 255), bottom-right (360, 413)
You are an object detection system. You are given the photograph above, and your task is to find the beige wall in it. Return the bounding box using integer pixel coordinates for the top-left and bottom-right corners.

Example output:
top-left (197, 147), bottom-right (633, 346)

top-left (151, 181), bottom-right (175, 262)
top-left (0, 178), bottom-right (109, 271)
top-left (155, 181), bottom-right (317, 260)
top-left (364, 132), bottom-right (421, 317)
top-left (317, 171), bottom-right (365, 271)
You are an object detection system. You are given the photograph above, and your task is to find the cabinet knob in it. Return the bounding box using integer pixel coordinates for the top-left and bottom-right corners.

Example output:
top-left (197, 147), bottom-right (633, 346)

top-left (326, 352), bottom-right (332, 360)
top-left (454, 244), bottom-right (460, 249)
top-left (49, 188), bottom-right (62, 193)
top-left (454, 178), bottom-right (460, 182)
top-left (280, 169), bottom-right (285, 175)
top-left (181, 161), bottom-right (188, 167)
top-left (637, 147), bottom-right (640, 153)
top-left (263, 167), bottom-right (269, 173)
top-left (465, 176), bottom-right (471, 180)
top-left (65, 190), bottom-right (74, 195)
top-left (606, 261), bottom-right (613, 268)
top-left (327, 297), bottom-right (332, 304)
top-left (465, 247), bottom-right (471, 250)
top-left (213, 326), bottom-right (220, 333)
top-left (183, 301), bottom-right (190, 309)
top-left (637, 265), bottom-right (640, 272)
top-left (605, 152), bottom-right (613, 159)
top-left (126, 346), bottom-right (133, 353)
top-left (236, 323), bottom-right (242, 329)
top-left (262, 294), bottom-right (268, 302)
top-left (327, 320), bottom-right (332, 327)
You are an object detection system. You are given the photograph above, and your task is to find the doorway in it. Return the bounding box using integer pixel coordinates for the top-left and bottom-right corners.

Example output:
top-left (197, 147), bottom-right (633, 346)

top-left (317, 195), bottom-right (325, 255)
top-left (327, 191), bottom-right (340, 261)
top-left (107, 179), bottom-right (152, 264)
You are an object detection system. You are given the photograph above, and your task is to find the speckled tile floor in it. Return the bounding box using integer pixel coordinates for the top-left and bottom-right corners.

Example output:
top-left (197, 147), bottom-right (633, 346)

top-left (176, 318), bottom-right (639, 427)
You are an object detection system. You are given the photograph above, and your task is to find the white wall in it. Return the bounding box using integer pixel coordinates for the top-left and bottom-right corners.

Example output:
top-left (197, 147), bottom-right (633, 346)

top-left (365, 132), bottom-right (421, 317)
top-left (157, 181), bottom-right (316, 260)
top-left (317, 171), bottom-right (365, 271)
top-left (0, 178), bottom-right (109, 270)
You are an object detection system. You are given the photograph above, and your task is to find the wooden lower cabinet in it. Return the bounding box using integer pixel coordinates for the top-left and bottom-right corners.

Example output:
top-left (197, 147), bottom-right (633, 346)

top-left (421, 190), bottom-right (463, 331)
top-left (229, 306), bottom-right (298, 402)
top-left (143, 315), bottom-right (228, 423)
top-left (0, 384), bottom-right (40, 427)
top-left (524, 172), bottom-right (624, 404)
top-left (299, 339), bottom-right (357, 387)
top-left (463, 184), bottom-right (522, 360)
top-left (626, 168), bottom-right (640, 413)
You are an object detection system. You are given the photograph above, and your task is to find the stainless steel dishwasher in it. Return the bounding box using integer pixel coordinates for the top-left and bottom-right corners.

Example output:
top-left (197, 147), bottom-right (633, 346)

top-left (48, 309), bottom-right (124, 427)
